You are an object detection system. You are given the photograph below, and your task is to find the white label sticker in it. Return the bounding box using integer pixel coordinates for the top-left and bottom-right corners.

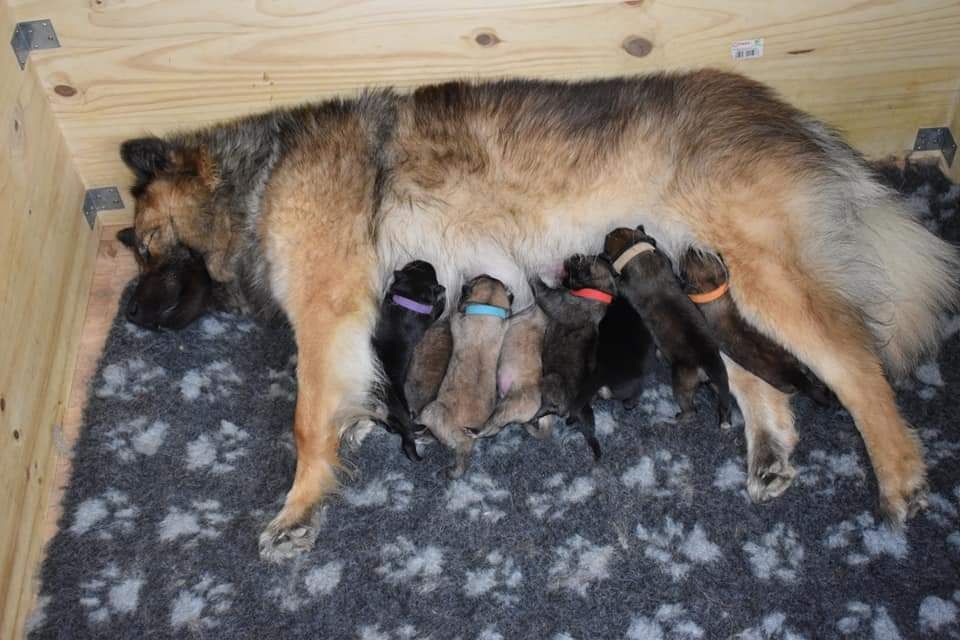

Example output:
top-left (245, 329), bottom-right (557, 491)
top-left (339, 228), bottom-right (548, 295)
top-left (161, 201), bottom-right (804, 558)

top-left (731, 38), bottom-right (764, 60)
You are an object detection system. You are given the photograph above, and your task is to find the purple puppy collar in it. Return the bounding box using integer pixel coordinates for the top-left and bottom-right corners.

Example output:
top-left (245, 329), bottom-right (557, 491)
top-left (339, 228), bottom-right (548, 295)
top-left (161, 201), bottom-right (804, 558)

top-left (392, 294), bottom-right (434, 315)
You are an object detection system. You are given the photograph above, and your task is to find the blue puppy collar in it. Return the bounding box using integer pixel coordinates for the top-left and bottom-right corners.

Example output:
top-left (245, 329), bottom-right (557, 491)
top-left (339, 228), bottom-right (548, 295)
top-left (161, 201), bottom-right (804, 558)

top-left (463, 303), bottom-right (509, 319)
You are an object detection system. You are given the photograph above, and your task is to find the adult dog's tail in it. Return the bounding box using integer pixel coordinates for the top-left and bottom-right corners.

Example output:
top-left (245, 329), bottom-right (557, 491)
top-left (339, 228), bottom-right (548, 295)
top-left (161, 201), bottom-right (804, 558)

top-left (859, 194), bottom-right (960, 376)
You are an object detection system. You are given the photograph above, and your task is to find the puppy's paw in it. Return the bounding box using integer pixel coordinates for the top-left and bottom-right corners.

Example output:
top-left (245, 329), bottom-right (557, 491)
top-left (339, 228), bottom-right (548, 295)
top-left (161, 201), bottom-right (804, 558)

top-left (525, 415), bottom-right (555, 440)
top-left (747, 458), bottom-right (796, 503)
top-left (258, 510), bottom-right (323, 562)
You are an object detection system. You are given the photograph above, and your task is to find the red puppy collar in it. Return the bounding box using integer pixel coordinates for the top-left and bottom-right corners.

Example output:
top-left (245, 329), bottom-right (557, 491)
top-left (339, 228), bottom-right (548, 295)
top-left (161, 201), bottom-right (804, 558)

top-left (570, 288), bottom-right (613, 304)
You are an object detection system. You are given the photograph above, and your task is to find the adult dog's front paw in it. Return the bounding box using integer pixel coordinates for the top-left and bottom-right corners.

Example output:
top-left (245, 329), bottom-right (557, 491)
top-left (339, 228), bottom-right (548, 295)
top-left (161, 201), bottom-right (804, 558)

top-left (747, 451), bottom-right (796, 503)
top-left (879, 477), bottom-right (928, 526)
top-left (258, 510), bottom-right (323, 562)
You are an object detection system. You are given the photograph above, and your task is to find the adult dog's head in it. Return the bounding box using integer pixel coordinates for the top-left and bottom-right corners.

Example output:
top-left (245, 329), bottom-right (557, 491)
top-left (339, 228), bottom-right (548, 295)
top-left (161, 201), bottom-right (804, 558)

top-left (117, 227), bottom-right (214, 330)
top-left (119, 135), bottom-right (231, 327)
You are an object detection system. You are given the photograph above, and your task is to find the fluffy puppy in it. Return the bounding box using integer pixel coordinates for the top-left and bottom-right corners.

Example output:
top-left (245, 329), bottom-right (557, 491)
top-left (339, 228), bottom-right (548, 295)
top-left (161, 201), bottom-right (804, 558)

top-left (595, 297), bottom-right (653, 408)
top-left (117, 226), bottom-right (216, 330)
top-left (372, 261), bottom-right (446, 462)
top-left (473, 304), bottom-right (548, 438)
top-left (679, 250), bottom-right (834, 406)
top-left (604, 227), bottom-right (732, 428)
top-left (404, 319), bottom-right (452, 418)
top-left (533, 254), bottom-right (620, 460)
top-left (419, 275), bottom-right (513, 478)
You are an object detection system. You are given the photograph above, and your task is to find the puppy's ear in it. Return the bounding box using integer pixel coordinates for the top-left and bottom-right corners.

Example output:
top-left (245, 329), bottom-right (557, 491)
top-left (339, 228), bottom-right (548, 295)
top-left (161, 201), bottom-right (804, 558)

top-left (120, 137), bottom-right (171, 181)
top-left (432, 283), bottom-right (446, 302)
top-left (635, 224), bottom-right (646, 234)
top-left (116, 227), bottom-right (137, 249)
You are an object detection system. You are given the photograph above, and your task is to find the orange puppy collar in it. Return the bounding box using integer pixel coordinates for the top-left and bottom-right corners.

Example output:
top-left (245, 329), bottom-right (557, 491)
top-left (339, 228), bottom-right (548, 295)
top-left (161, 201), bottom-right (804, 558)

top-left (688, 281), bottom-right (730, 304)
top-left (570, 288), bottom-right (613, 304)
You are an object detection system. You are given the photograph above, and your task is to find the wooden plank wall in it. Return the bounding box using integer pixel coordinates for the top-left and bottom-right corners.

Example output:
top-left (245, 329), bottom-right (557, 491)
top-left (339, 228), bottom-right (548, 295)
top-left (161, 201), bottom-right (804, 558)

top-left (9, 0), bottom-right (960, 222)
top-left (0, 2), bottom-right (99, 637)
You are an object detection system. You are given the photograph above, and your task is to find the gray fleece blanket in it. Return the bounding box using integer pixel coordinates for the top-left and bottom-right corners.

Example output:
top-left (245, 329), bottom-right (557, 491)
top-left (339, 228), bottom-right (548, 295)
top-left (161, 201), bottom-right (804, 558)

top-left (29, 164), bottom-right (960, 639)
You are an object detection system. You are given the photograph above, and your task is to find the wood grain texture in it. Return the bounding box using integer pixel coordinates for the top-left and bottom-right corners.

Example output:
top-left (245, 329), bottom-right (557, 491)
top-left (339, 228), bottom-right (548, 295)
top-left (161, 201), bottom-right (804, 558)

top-left (9, 0), bottom-right (960, 222)
top-left (0, 3), bottom-right (98, 637)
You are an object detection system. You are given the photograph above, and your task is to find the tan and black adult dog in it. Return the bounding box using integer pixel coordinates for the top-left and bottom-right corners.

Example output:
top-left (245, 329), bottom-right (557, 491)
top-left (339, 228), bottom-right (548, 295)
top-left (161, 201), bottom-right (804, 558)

top-left (118, 70), bottom-right (959, 561)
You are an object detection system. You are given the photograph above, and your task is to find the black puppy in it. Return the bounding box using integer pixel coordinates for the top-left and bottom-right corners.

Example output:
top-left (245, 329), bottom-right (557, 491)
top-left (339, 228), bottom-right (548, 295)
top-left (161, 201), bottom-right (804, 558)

top-left (372, 260), bottom-right (446, 462)
top-left (532, 254), bottom-right (619, 460)
top-left (679, 250), bottom-right (834, 406)
top-left (595, 297), bottom-right (653, 409)
top-left (603, 227), bottom-right (732, 428)
top-left (117, 227), bottom-right (216, 330)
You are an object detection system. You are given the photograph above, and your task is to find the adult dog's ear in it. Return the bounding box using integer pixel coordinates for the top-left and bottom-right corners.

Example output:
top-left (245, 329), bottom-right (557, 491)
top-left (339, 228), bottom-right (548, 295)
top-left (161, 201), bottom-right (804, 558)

top-left (116, 227), bottom-right (136, 249)
top-left (120, 137), bottom-right (170, 181)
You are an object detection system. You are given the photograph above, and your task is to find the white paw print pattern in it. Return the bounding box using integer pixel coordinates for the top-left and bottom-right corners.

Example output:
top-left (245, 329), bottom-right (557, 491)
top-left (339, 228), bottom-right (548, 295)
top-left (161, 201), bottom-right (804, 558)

top-left (713, 457), bottom-right (750, 502)
top-left (793, 449), bottom-right (865, 496)
top-left (635, 517), bottom-right (722, 581)
top-left (357, 624), bottom-right (431, 640)
top-left (621, 450), bottom-right (692, 500)
top-left (265, 354), bottom-right (298, 402)
top-left (924, 484), bottom-right (960, 528)
top-left (631, 383), bottom-right (680, 424)
top-left (376, 536), bottom-right (445, 594)
top-left (463, 550), bottom-right (523, 605)
top-left (158, 500), bottom-right (232, 547)
top-left (186, 420), bottom-right (250, 474)
top-left (169, 575), bottom-right (235, 630)
top-left (547, 534), bottom-right (615, 597)
top-left (179, 360), bottom-right (243, 401)
top-left (917, 427), bottom-right (960, 468)
top-left (919, 591), bottom-right (960, 634)
top-left (70, 489), bottom-right (139, 539)
top-left (102, 417), bottom-right (169, 463)
top-left (527, 473), bottom-right (596, 520)
top-left (737, 613), bottom-right (807, 640)
top-left (593, 408), bottom-right (618, 436)
top-left (835, 601), bottom-right (903, 638)
top-left (343, 472), bottom-right (414, 511)
top-left (445, 473), bottom-right (510, 522)
top-left (627, 603), bottom-right (705, 639)
top-left (742, 524), bottom-right (804, 584)
top-left (823, 512), bottom-right (908, 566)
top-left (79, 563), bottom-right (143, 625)
top-left (269, 560), bottom-right (344, 612)
top-left (96, 357), bottom-right (166, 400)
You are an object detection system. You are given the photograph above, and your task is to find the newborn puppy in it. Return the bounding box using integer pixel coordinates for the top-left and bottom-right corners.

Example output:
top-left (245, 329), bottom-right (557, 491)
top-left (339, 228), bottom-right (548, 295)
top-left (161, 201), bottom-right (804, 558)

top-left (372, 261), bottom-right (446, 462)
top-left (117, 227), bottom-right (215, 330)
top-left (595, 297), bottom-right (653, 409)
top-left (533, 254), bottom-right (620, 460)
top-left (404, 319), bottom-right (452, 418)
top-left (473, 304), bottom-right (547, 438)
top-left (420, 275), bottom-right (513, 478)
top-left (604, 227), bottom-right (732, 428)
top-left (679, 250), bottom-right (834, 405)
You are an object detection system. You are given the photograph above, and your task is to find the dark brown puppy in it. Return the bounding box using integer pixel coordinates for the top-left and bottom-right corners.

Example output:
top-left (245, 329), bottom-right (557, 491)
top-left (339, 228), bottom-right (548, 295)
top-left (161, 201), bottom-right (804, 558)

top-left (679, 250), bottom-right (834, 406)
top-left (604, 227), bottom-right (732, 428)
top-left (533, 254), bottom-right (618, 460)
top-left (404, 319), bottom-right (452, 418)
top-left (117, 227), bottom-right (215, 330)
top-left (595, 297), bottom-right (653, 409)
top-left (372, 260), bottom-right (446, 462)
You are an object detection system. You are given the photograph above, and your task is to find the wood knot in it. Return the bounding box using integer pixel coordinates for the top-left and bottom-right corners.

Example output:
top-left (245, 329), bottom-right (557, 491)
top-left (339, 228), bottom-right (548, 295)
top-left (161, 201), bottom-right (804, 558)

top-left (475, 31), bottom-right (501, 48)
top-left (13, 429), bottom-right (20, 441)
top-left (0, 396), bottom-right (5, 412)
top-left (622, 36), bottom-right (653, 58)
top-left (54, 84), bottom-right (77, 97)
top-left (624, 0), bottom-right (645, 6)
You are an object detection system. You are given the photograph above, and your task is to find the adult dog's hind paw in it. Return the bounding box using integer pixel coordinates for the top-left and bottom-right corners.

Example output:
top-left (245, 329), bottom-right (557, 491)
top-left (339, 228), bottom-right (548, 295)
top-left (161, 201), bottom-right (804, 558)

top-left (747, 457), bottom-right (796, 503)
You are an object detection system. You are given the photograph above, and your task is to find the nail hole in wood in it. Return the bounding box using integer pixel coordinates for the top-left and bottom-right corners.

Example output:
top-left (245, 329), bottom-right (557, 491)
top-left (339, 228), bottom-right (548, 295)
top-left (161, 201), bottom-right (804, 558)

top-left (622, 36), bottom-right (653, 58)
top-left (475, 32), bottom-right (501, 48)
top-left (54, 84), bottom-right (78, 97)
top-left (13, 429), bottom-right (20, 440)
top-left (13, 119), bottom-right (19, 132)
top-left (0, 397), bottom-right (5, 412)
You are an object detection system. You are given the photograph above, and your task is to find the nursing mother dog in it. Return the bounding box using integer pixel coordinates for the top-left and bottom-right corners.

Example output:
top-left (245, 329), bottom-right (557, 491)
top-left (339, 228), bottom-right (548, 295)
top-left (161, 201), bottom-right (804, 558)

top-left (118, 69), bottom-right (959, 561)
